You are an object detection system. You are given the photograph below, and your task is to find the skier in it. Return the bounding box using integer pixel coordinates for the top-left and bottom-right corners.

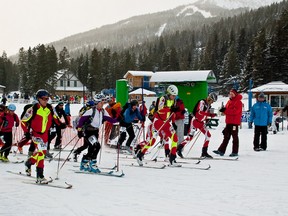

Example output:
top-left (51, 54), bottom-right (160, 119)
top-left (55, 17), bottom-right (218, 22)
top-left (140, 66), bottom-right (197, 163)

top-left (213, 89), bottom-right (243, 157)
top-left (103, 97), bottom-right (122, 145)
top-left (48, 101), bottom-right (69, 151)
top-left (177, 92), bottom-right (217, 158)
top-left (0, 104), bottom-right (19, 162)
top-left (73, 100), bottom-right (96, 161)
top-left (117, 100), bottom-right (145, 153)
top-left (17, 101), bottom-right (38, 154)
top-left (22, 89), bottom-right (62, 183)
top-left (76, 99), bottom-right (117, 173)
top-left (136, 85), bottom-right (179, 165)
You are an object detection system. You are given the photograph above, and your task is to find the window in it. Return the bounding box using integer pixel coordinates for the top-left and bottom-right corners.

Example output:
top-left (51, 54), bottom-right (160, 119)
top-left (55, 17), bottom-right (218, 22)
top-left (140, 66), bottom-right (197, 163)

top-left (270, 95), bottom-right (288, 108)
top-left (74, 81), bottom-right (77, 87)
top-left (60, 80), bottom-right (63, 87)
top-left (67, 80), bottom-right (70, 87)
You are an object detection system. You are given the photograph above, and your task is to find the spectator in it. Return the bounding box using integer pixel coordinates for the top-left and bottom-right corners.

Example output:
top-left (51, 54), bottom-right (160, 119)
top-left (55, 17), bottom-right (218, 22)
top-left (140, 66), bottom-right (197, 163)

top-left (249, 92), bottom-right (273, 151)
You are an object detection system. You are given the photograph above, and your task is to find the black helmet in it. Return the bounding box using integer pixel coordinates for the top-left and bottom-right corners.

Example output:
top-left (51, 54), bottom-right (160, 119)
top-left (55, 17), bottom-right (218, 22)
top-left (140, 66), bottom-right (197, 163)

top-left (130, 100), bottom-right (138, 106)
top-left (208, 92), bottom-right (217, 102)
top-left (36, 89), bottom-right (49, 98)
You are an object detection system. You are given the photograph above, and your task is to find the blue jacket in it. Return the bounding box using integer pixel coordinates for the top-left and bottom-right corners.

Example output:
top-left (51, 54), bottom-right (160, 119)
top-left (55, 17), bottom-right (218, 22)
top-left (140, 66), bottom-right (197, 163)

top-left (249, 101), bottom-right (273, 126)
top-left (123, 104), bottom-right (144, 123)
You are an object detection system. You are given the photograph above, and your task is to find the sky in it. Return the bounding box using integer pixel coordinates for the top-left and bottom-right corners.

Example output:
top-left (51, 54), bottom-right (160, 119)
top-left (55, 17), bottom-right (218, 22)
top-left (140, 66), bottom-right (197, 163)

top-left (0, 0), bottom-right (196, 56)
top-left (1, 95), bottom-right (288, 215)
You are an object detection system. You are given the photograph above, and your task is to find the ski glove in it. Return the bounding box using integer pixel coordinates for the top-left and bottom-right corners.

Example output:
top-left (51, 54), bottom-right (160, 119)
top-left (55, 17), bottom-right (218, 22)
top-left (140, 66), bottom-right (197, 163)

top-left (25, 132), bottom-right (31, 140)
top-left (77, 131), bottom-right (84, 138)
top-left (59, 123), bottom-right (67, 129)
top-left (219, 107), bottom-right (226, 112)
top-left (172, 123), bottom-right (177, 131)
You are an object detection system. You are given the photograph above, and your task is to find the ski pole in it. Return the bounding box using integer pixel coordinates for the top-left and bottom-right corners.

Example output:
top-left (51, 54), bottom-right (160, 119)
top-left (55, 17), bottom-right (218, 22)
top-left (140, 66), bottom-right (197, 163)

top-left (97, 125), bottom-right (105, 165)
top-left (50, 134), bottom-right (78, 161)
top-left (185, 130), bottom-right (201, 157)
top-left (58, 138), bottom-right (81, 171)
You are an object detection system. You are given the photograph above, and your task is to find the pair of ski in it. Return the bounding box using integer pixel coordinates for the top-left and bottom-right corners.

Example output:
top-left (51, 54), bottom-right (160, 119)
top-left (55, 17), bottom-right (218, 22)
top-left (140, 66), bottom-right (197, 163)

top-left (6, 170), bottom-right (72, 189)
top-left (184, 156), bottom-right (239, 161)
top-left (72, 165), bottom-right (125, 177)
top-left (1, 159), bottom-right (24, 164)
top-left (121, 156), bottom-right (210, 170)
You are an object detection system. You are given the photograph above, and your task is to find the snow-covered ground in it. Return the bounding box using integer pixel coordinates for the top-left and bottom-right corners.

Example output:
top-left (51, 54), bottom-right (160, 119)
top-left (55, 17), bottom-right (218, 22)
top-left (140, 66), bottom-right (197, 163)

top-left (1, 96), bottom-right (288, 216)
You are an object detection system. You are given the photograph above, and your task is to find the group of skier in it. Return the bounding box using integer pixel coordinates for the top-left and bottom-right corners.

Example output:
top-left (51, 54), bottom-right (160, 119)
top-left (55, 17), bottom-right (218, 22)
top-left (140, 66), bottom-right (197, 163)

top-left (0, 85), bottom-right (279, 183)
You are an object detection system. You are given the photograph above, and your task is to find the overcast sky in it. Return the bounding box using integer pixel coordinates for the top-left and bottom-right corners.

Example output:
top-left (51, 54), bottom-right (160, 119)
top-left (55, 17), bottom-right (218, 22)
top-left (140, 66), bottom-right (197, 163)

top-left (0, 0), bottom-right (196, 56)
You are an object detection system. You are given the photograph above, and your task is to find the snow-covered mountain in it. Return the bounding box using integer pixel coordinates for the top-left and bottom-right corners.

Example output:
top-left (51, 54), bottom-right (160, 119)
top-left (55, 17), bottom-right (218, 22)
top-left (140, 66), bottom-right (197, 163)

top-left (195, 0), bottom-right (283, 9)
top-left (47, 0), bottom-right (283, 56)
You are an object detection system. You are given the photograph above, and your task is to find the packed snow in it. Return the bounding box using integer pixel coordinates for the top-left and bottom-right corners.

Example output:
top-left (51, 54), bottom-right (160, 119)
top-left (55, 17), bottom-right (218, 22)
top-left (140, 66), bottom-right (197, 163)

top-left (1, 95), bottom-right (288, 216)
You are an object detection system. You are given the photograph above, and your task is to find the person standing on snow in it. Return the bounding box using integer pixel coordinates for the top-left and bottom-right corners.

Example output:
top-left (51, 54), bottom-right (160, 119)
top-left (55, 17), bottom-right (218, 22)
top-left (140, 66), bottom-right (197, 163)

top-left (76, 99), bottom-right (117, 173)
top-left (213, 89), bottom-right (243, 157)
top-left (136, 85), bottom-right (179, 165)
top-left (22, 89), bottom-right (62, 183)
top-left (0, 104), bottom-right (19, 162)
top-left (249, 92), bottom-right (273, 151)
top-left (177, 92), bottom-right (217, 159)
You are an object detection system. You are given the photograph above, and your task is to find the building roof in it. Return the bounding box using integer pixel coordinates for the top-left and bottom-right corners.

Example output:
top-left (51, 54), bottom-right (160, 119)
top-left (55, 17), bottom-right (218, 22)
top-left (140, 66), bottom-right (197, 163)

top-left (55, 86), bottom-right (87, 92)
top-left (124, 71), bottom-right (154, 78)
top-left (129, 88), bottom-right (156, 95)
top-left (0, 85), bottom-right (6, 88)
top-left (251, 81), bottom-right (288, 92)
top-left (150, 70), bottom-right (216, 83)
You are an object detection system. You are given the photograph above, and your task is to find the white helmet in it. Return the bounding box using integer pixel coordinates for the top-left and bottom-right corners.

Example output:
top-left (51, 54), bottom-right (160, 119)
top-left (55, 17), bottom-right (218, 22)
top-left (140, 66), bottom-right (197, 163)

top-left (167, 85), bottom-right (178, 96)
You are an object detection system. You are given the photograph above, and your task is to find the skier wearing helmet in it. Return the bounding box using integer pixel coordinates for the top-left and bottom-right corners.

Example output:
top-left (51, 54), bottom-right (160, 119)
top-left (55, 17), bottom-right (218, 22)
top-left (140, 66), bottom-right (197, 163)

top-left (21, 89), bottom-right (62, 183)
top-left (177, 92), bottom-right (217, 158)
top-left (0, 103), bottom-right (19, 162)
top-left (136, 85), bottom-right (179, 166)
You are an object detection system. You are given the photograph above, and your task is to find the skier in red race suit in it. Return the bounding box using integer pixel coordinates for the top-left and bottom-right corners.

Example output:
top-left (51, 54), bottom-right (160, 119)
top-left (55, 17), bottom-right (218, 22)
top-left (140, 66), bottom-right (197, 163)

top-left (136, 85), bottom-right (179, 165)
top-left (177, 92), bottom-right (218, 158)
top-left (21, 89), bottom-right (62, 183)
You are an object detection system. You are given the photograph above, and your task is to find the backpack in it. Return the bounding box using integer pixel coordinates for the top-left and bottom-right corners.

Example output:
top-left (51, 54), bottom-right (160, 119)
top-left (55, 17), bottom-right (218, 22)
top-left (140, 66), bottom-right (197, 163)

top-left (192, 99), bottom-right (207, 117)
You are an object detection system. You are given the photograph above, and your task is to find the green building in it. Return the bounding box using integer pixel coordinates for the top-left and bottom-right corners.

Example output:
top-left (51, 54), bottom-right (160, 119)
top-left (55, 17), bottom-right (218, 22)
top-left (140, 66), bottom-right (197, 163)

top-left (150, 70), bottom-right (217, 112)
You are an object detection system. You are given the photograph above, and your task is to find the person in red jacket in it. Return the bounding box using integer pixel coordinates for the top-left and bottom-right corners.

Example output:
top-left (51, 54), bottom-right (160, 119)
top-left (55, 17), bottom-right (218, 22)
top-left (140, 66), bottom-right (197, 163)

top-left (21, 89), bottom-right (61, 183)
top-left (0, 104), bottom-right (19, 162)
top-left (213, 89), bottom-right (243, 157)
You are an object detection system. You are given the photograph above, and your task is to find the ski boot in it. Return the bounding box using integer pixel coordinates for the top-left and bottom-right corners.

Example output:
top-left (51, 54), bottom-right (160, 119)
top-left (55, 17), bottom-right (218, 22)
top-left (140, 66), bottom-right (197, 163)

top-left (36, 167), bottom-right (49, 184)
top-left (177, 144), bottom-right (184, 158)
top-left (136, 151), bottom-right (144, 166)
top-left (169, 154), bottom-right (177, 166)
top-left (201, 147), bottom-right (213, 158)
top-left (80, 159), bottom-right (90, 171)
top-left (73, 152), bottom-right (79, 162)
top-left (45, 150), bottom-right (53, 159)
top-left (89, 160), bottom-right (101, 173)
top-left (1, 154), bottom-right (9, 162)
top-left (25, 160), bottom-right (32, 176)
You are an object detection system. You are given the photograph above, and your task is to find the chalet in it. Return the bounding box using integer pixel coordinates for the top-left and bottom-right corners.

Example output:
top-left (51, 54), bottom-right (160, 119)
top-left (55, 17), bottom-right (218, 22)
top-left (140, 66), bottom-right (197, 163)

top-left (251, 81), bottom-right (288, 108)
top-left (55, 70), bottom-right (87, 98)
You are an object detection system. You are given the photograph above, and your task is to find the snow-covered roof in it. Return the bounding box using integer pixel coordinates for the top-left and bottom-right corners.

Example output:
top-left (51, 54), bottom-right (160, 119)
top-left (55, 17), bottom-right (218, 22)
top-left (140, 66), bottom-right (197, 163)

top-left (129, 88), bottom-right (156, 95)
top-left (124, 71), bottom-right (154, 78)
top-left (251, 81), bottom-right (288, 93)
top-left (0, 85), bottom-right (6, 88)
top-left (55, 86), bottom-right (86, 92)
top-left (150, 70), bottom-right (216, 83)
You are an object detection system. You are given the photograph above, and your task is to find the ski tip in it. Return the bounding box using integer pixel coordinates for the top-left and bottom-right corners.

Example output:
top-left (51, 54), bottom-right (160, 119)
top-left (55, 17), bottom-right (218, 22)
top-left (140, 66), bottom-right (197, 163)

top-left (64, 182), bottom-right (73, 189)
